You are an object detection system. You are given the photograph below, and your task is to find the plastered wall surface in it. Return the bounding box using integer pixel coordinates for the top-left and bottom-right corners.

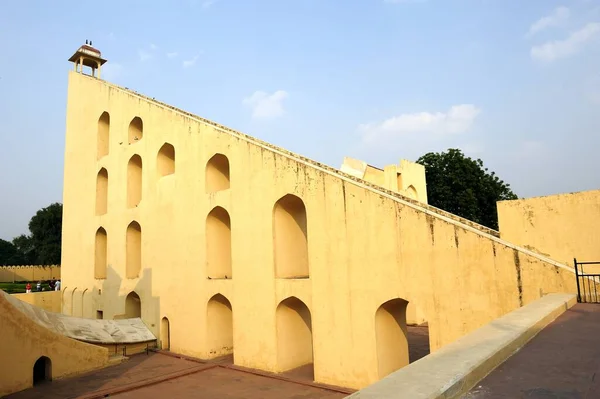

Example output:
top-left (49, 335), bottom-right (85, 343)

top-left (13, 291), bottom-right (62, 313)
top-left (61, 71), bottom-right (582, 390)
top-left (498, 190), bottom-right (600, 266)
top-left (0, 265), bottom-right (61, 282)
top-left (0, 290), bottom-right (108, 396)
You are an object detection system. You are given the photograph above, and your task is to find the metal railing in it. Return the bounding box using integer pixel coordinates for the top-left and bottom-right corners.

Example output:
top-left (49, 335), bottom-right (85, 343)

top-left (574, 258), bottom-right (600, 303)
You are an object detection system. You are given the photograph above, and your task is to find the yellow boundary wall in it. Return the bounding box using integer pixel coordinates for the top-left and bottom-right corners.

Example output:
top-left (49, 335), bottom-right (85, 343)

top-left (0, 265), bottom-right (61, 282)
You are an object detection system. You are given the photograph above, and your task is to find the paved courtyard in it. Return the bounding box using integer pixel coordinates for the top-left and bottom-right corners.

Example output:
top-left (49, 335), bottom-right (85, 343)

top-left (465, 303), bottom-right (600, 399)
top-left (6, 326), bottom-right (430, 398)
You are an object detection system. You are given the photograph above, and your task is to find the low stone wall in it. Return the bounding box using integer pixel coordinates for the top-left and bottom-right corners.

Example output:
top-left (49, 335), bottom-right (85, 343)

top-left (12, 291), bottom-right (62, 313)
top-left (347, 293), bottom-right (576, 399)
top-left (0, 265), bottom-right (61, 282)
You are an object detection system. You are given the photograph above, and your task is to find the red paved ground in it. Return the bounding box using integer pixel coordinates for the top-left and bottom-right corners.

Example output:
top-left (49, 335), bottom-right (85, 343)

top-left (465, 303), bottom-right (600, 399)
top-left (7, 326), bottom-right (430, 398)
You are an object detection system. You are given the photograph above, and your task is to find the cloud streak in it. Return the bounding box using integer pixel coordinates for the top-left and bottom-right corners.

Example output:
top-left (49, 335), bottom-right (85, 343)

top-left (528, 6), bottom-right (570, 36)
top-left (242, 90), bottom-right (289, 120)
top-left (531, 22), bottom-right (600, 62)
top-left (358, 104), bottom-right (481, 144)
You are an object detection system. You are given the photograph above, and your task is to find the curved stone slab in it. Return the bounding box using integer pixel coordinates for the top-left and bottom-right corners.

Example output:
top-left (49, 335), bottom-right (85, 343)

top-left (2, 290), bottom-right (156, 344)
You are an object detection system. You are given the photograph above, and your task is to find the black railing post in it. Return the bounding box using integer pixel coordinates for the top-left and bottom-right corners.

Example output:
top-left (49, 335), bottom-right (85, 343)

top-left (575, 258), bottom-right (582, 303)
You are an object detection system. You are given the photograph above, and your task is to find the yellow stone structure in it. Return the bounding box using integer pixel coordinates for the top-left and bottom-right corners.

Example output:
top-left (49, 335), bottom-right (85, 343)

top-left (57, 45), bottom-right (588, 390)
top-left (340, 157), bottom-right (428, 203)
top-left (498, 189), bottom-right (600, 266)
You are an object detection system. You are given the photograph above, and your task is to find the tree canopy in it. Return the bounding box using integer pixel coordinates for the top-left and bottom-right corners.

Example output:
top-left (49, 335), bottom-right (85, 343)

top-left (416, 149), bottom-right (518, 230)
top-left (0, 202), bottom-right (63, 266)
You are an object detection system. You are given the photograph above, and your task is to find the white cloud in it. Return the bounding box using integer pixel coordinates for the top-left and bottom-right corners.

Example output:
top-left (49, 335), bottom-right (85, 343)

top-left (202, 0), bottom-right (219, 8)
top-left (359, 104), bottom-right (481, 144)
top-left (528, 6), bottom-right (570, 36)
top-left (531, 22), bottom-right (600, 62)
top-left (138, 49), bottom-right (152, 62)
top-left (182, 55), bottom-right (200, 68)
top-left (242, 90), bottom-right (289, 119)
top-left (167, 52), bottom-right (179, 59)
top-left (150, 43), bottom-right (159, 50)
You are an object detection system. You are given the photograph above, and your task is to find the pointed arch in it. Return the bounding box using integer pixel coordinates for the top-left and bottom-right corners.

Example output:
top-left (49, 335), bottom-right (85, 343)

top-left (161, 317), bottom-right (171, 350)
top-left (276, 296), bottom-right (313, 372)
top-left (33, 356), bottom-right (52, 384)
top-left (128, 116), bottom-right (143, 144)
top-left (406, 185), bottom-right (418, 200)
top-left (125, 291), bottom-right (141, 318)
top-left (375, 298), bottom-right (409, 379)
top-left (97, 111), bottom-right (110, 159)
top-left (205, 153), bottom-right (230, 193)
top-left (207, 294), bottom-right (233, 358)
top-left (95, 168), bottom-right (108, 216)
top-left (126, 221), bottom-right (142, 279)
top-left (94, 227), bottom-right (107, 279)
top-left (157, 143), bottom-right (175, 177)
top-left (127, 154), bottom-right (143, 208)
top-left (273, 194), bottom-right (308, 278)
top-left (206, 206), bottom-right (232, 279)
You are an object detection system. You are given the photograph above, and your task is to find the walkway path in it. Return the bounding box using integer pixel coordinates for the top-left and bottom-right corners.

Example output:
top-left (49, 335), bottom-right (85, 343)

top-left (465, 303), bottom-right (600, 399)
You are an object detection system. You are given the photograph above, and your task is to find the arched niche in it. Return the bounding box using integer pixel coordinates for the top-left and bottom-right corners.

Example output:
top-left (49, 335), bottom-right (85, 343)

top-left (97, 111), bottom-right (110, 160)
top-left (273, 194), bottom-right (309, 278)
top-left (125, 291), bottom-right (141, 318)
top-left (206, 294), bottom-right (233, 358)
top-left (128, 116), bottom-right (143, 144)
top-left (276, 296), bottom-right (313, 372)
top-left (206, 206), bottom-right (232, 279)
top-left (157, 143), bottom-right (175, 177)
top-left (127, 154), bottom-right (143, 208)
top-left (205, 153), bottom-right (230, 193)
top-left (95, 168), bottom-right (108, 216)
top-left (126, 221), bottom-right (142, 279)
top-left (94, 227), bottom-right (107, 279)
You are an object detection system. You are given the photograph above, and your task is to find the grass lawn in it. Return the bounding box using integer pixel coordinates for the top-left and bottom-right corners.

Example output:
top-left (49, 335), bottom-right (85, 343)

top-left (0, 282), bottom-right (52, 294)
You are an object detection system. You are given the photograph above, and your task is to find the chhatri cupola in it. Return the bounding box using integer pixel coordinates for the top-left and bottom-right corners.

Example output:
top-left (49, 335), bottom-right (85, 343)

top-left (68, 40), bottom-right (107, 79)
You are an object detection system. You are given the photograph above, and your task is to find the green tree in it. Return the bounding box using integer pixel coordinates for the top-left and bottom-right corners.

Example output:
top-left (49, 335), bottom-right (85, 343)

top-left (27, 203), bottom-right (63, 265)
top-left (416, 148), bottom-right (518, 230)
top-left (12, 234), bottom-right (37, 264)
top-left (0, 239), bottom-right (25, 266)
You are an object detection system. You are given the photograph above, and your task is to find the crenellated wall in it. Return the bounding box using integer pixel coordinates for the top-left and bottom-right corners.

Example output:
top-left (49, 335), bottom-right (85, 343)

top-left (60, 71), bottom-right (580, 390)
top-left (0, 265), bottom-right (61, 283)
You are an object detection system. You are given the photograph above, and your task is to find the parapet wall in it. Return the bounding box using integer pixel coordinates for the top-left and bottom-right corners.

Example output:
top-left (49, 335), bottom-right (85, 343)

top-left (12, 291), bottom-right (62, 313)
top-left (0, 265), bottom-right (61, 282)
top-left (498, 189), bottom-right (600, 265)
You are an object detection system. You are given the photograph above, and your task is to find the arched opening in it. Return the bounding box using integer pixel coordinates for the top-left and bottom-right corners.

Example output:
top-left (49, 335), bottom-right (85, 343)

top-left (206, 294), bottom-right (233, 358)
top-left (276, 297), bottom-right (313, 373)
top-left (161, 317), bottom-right (170, 350)
top-left (96, 168), bottom-right (108, 216)
top-left (125, 291), bottom-right (141, 318)
top-left (126, 221), bottom-right (142, 279)
top-left (375, 298), bottom-right (409, 379)
top-left (127, 155), bottom-right (143, 208)
top-left (157, 143), bottom-right (175, 177)
top-left (33, 356), bottom-right (52, 385)
top-left (273, 195), bottom-right (309, 278)
top-left (94, 227), bottom-right (107, 279)
top-left (206, 154), bottom-right (230, 193)
top-left (406, 185), bottom-right (418, 200)
top-left (206, 207), bottom-right (232, 279)
top-left (97, 112), bottom-right (110, 160)
top-left (128, 116), bottom-right (143, 144)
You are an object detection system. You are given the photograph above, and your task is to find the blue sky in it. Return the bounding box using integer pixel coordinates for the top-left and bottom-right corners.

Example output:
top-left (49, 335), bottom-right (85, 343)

top-left (1, 0), bottom-right (599, 240)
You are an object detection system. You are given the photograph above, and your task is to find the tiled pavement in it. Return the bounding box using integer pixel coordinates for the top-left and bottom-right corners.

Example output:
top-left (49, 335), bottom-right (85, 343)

top-left (464, 303), bottom-right (600, 399)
